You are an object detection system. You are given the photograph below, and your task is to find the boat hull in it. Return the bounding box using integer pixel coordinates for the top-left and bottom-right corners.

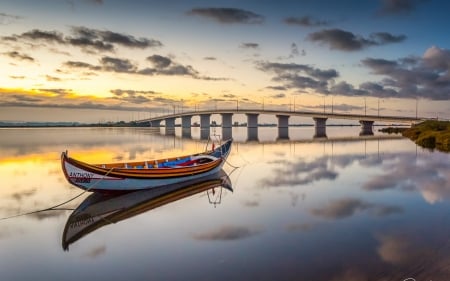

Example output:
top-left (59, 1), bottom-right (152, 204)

top-left (61, 139), bottom-right (232, 192)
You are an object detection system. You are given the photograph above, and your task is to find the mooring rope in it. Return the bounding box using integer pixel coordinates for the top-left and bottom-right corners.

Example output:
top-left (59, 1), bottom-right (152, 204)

top-left (0, 167), bottom-right (116, 221)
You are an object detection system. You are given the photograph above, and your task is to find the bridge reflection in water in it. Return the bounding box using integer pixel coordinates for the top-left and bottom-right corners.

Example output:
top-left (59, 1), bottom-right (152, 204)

top-left (159, 126), bottom-right (396, 143)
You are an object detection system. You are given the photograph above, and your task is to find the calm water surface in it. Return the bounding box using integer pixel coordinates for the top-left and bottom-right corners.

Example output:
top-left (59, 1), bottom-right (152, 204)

top-left (1, 127), bottom-right (449, 281)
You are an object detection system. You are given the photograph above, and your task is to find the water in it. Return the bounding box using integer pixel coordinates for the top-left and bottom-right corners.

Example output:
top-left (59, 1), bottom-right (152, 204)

top-left (1, 127), bottom-right (449, 281)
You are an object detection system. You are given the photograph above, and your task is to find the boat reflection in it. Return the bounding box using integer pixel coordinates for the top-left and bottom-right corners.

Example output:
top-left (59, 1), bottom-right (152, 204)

top-left (62, 169), bottom-right (232, 251)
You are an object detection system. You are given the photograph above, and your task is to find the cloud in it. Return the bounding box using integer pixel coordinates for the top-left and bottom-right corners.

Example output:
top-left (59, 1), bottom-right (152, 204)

top-left (192, 225), bottom-right (262, 240)
top-left (258, 62), bottom-right (339, 81)
top-left (361, 46), bottom-right (450, 100)
top-left (307, 28), bottom-right (406, 51)
top-left (9, 75), bottom-right (25, 80)
top-left (140, 63), bottom-right (197, 77)
top-left (303, 103), bottom-right (364, 112)
top-left (20, 29), bottom-right (65, 44)
top-left (64, 60), bottom-right (101, 71)
top-left (3, 51), bottom-right (35, 62)
top-left (277, 43), bottom-right (304, 60)
top-left (271, 93), bottom-right (286, 99)
top-left (71, 26), bottom-right (161, 49)
top-left (187, 7), bottom-right (264, 24)
top-left (266, 85), bottom-right (288, 91)
top-left (271, 45), bottom-right (450, 100)
top-left (239, 42), bottom-right (259, 49)
top-left (46, 75), bottom-right (62, 82)
top-left (0, 88), bottom-right (179, 113)
top-left (203, 56), bottom-right (217, 61)
top-left (257, 61), bottom-right (339, 94)
top-left (140, 54), bottom-right (227, 80)
top-left (289, 43), bottom-right (301, 58)
top-left (331, 81), bottom-right (369, 96)
top-left (36, 88), bottom-right (72, 96)
top-left (422, 45), bottom-right (450, 71)
top-left (378, 0), bottom-right (426, 15)
top-left (100, 56), bottom-right (137, 73)
top-left (63, 55), bottom-right (224, 80)
top-left (3, 27), bottom-right (162, 53)
top-left (147, 54), bottom-right (172, 68)
top-left (0, 12), bottom-right (22, 25)
top-left (110, 89), bottom-right (158, 104)
top-left (284, 16), bottom-right (329, 27)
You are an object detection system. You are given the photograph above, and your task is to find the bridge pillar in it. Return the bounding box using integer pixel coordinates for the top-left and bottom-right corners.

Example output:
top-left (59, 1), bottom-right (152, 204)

top-left (221, 113), bottom-right (233, 128)
top-left (181, 115), bottom-right (192, 128)
top-left (150, 120), bottom-right (161, 127)
top-left (276, 115), bottom-right (290, 128)
top-left (182, 128), bottom-right (191, 138)
top-left (313, 117), bottom-right (327, 138)
top-left (222, 127), bottom-right (232, 141)
top-left (359, 120), bottom-right (374, 136)
top-left (164, 128), bottom-right (175, 136)
top-left (165, 117), bottom-right (175, 128)
top-left (246, 113), bottom-right (259, 128)
top-left (200, 114), bottom-right (211, 129)
top-left (247, 127), bottom-right (258, 141)
top-left (277, 127), bottom-right (289, 140)
top-left (200, 128), bottom-right (210, 140)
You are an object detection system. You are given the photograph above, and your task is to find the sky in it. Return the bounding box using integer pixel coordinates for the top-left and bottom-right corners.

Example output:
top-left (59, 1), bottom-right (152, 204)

top-left (1, 0), bottom-right (449, 123)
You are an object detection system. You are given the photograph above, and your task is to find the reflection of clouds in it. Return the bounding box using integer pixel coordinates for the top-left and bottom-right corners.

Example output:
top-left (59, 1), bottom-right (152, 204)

top-left (261, 157), bottom-right (338, 187)
top-left (0, 127), bottom-right (175, 158)
top-left (285, 223), bottom-right (314, 232)
top-left (311, 198), bottom-right (371, 219)
top-left (28, 210), bottom-right (68, 220)
top-left (10, 188), bottom-right (37, 201)
top-left (330, 268), bottom-right (368, 281)
top-left (363, 153), bottom-right (450, 204)
top-left (0, 227), bottom-right (12, 239)
top-left (289, 191), bottom-right (300, 207)
top-left (83, 245), bottom-right (107, 259)
top-left (242, 200), bottom-right (259, 207)
top-left (192, 225), bottom-right (262, 241)
top-left (311, 198), bottom-right (403, 219)
top-left (377, 234), bottom-right (419, 265)
top-left (261, 153), bottom-right (396, 188)
top-left (376, 232), bottom-right (442, 269)
top-left (374, 229), bottom-right (450, 279)
top-left (371, 205), bottom-right (403, 217)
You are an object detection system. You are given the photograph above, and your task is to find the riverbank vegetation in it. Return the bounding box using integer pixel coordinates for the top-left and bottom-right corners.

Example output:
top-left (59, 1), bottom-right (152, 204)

top-left (380, 120), bottom-right (450, 152)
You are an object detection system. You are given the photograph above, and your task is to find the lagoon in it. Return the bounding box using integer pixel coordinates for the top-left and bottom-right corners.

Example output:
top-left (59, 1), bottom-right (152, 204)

top-left (1, 127), bottom-right (449, 281)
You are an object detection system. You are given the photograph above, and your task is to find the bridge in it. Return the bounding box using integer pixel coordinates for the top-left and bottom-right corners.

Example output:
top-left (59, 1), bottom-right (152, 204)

top-left (136, 109), bottom-right (423, 138)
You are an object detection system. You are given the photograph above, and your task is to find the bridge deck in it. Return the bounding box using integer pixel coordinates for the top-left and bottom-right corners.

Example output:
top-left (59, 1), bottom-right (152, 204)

top-left (138, 109), bottom-right (422, 124)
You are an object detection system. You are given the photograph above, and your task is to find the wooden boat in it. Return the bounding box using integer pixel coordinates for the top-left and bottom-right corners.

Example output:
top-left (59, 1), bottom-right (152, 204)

top-left (61, 139), bottom-right (232, 192)
top-left (62, 169), bottom-right (232, 250)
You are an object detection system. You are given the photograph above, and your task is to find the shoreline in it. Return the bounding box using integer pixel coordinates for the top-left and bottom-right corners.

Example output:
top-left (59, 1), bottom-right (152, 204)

top-left (380, 120), bottom-right (450, 153)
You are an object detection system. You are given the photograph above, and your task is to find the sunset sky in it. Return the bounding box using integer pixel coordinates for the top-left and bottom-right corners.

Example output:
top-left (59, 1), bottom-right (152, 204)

top-left (1, 0), bottom-right (449, 123)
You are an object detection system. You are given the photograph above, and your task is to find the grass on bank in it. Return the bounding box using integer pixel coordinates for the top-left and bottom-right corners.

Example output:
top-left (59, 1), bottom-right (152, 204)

top-left (380, 120), bottom-right (450, 153)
